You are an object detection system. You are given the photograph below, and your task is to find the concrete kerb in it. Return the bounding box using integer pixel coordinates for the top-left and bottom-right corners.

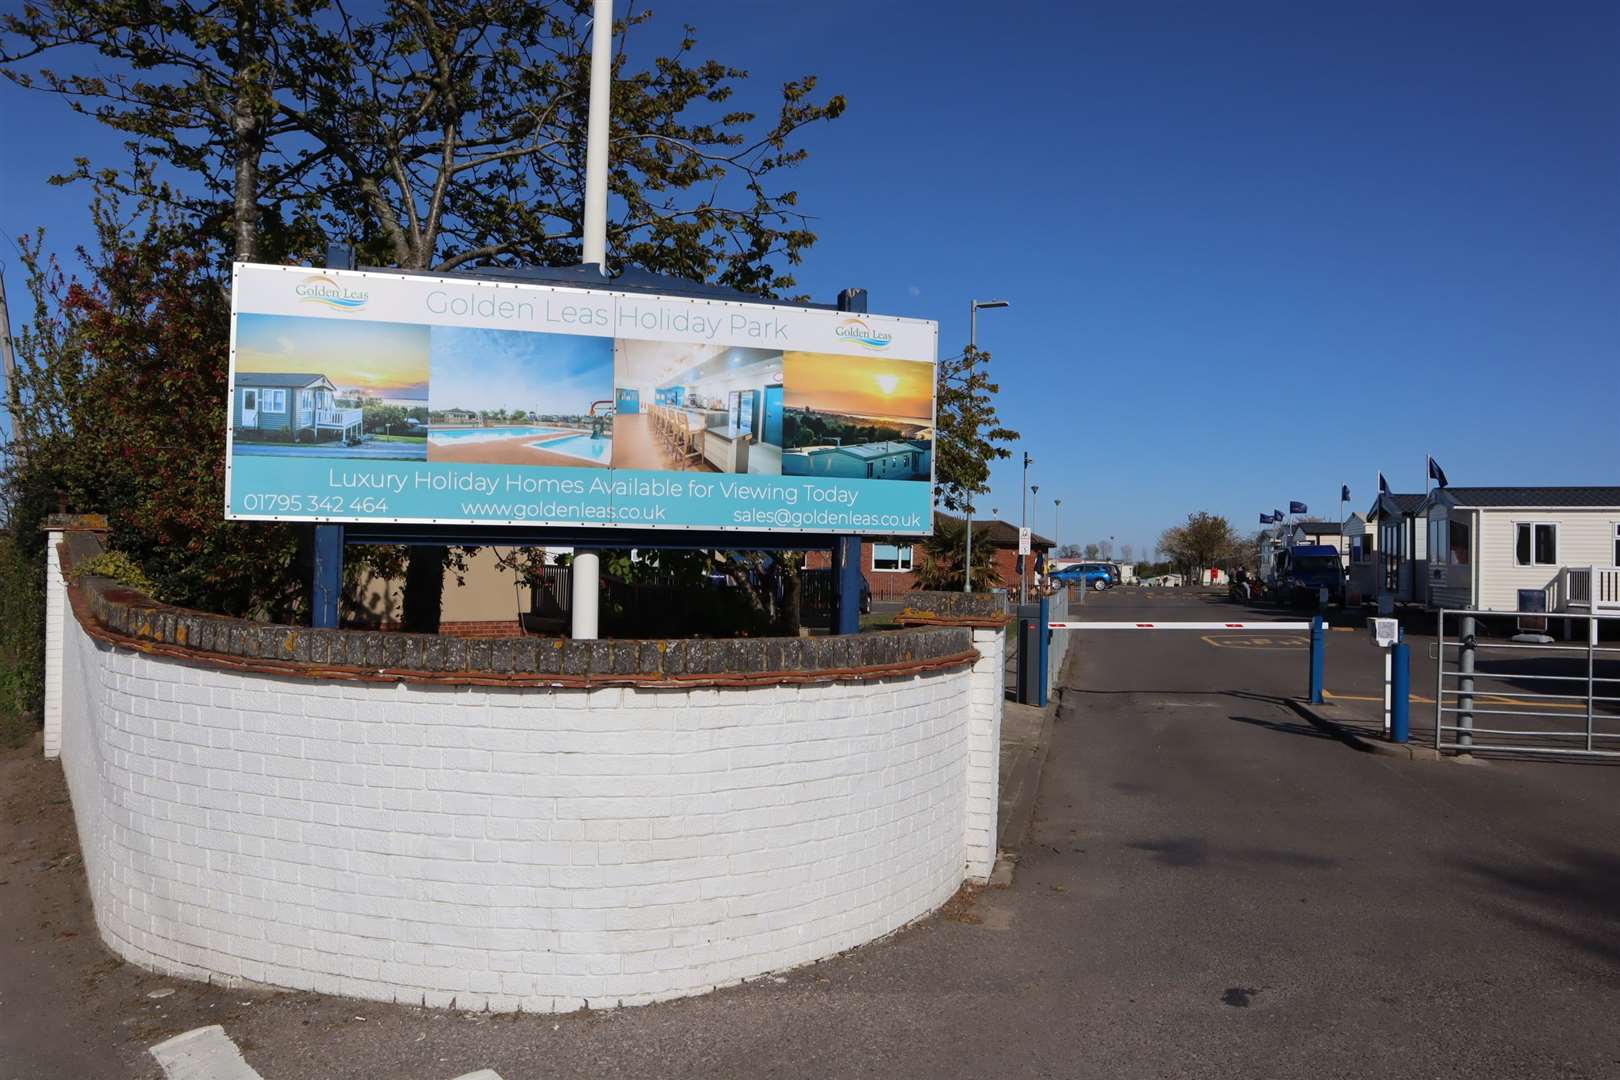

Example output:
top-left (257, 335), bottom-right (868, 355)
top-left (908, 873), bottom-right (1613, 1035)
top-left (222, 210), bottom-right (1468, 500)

top-left (1287, 698), bottom-right (1443, 762)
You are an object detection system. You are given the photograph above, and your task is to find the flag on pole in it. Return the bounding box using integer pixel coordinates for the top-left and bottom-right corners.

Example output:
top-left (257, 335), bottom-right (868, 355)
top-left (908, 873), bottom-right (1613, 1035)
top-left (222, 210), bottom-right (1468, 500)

top-left (1289, 501), bottom-right (1308, 515)
top-left (1427, 456), bottom-right (1448, 488)
top-left (1378, 471), bottom-right (1390, 496)
top-left (1340, 484), bottom-right (1351, 503)
top-left (1273, 508), bottom-right (1283, 521)
top-left (1259, 513), bottom-right (1272, 524)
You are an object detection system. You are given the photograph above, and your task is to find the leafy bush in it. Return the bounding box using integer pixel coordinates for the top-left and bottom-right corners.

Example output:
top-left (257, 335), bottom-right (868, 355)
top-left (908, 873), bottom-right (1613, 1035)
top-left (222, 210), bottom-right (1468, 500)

top-left (0, 535), bottom-right (44, 748)
top-left (71, 550), bottom-right (157, 597)
top-left (6, 198), bottom-right (306, 623)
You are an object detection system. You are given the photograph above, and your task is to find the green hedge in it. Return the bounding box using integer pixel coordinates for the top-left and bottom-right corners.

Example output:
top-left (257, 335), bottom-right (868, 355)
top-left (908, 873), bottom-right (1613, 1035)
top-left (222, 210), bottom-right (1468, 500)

top-left (0, 534), bottom-right (44, 748)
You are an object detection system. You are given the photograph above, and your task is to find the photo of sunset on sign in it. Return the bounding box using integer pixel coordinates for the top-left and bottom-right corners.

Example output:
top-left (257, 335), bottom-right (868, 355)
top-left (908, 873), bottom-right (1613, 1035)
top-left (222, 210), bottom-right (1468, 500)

top-left (781, 351), bottom-right (934, 483)
top-left (230, 313), bottom-right (430, 460)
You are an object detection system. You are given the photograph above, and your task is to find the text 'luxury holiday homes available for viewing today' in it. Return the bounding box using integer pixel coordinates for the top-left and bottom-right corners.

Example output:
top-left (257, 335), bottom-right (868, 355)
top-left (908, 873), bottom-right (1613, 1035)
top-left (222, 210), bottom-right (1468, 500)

top-left (225, 263), bottom-right (938, 534)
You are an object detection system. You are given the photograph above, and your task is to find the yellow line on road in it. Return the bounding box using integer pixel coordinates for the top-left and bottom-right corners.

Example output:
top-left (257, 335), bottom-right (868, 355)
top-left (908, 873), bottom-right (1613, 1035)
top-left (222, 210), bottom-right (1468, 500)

top-left (1324, 689), bottom-right (1588, 711)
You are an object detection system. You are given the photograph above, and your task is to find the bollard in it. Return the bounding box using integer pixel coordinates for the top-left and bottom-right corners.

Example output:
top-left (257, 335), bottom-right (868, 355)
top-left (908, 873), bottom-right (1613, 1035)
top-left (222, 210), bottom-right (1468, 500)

top-left (1308, 615), bottom-right (1325, 704)
top-left (1390, 640), bottom-right (1410, 743)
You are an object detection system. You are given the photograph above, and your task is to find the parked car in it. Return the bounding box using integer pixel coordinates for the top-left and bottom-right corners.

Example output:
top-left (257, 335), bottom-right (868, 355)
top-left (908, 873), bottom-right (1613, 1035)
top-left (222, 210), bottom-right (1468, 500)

top-left (1274, 544), bottom-right (1345, 607)
top-left (1052, 562), bottom-right (1115, 591)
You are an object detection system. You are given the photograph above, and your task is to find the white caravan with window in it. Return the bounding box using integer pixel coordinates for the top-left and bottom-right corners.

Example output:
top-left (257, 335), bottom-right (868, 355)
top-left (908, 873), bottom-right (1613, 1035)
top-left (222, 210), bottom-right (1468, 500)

top-left (1421, 487), bottom-right (1620, 615)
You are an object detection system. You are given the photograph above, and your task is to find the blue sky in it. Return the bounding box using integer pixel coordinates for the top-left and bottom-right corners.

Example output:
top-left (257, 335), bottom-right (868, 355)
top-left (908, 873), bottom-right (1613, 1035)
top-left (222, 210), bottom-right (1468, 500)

top-left (237, 314), bottom-right (429, 400)
top-left (4, 2), bottom-right (1616, 556)
top-left (429, 327), bottom-right (612, 415)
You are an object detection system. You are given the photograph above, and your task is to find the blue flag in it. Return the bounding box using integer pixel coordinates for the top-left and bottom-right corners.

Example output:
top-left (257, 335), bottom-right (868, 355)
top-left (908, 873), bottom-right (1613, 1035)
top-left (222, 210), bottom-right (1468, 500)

top-left (1378, 471), bottom-right (1390, 496)
top-left (1273, 508), bottom-right (1283, 521)
top-left (1427, 456), bottom-right (1448, 488)
top-left (1341, 484), bottom-right (1351, 503)
top-left (1289, 501), bottom-right (1308, 515)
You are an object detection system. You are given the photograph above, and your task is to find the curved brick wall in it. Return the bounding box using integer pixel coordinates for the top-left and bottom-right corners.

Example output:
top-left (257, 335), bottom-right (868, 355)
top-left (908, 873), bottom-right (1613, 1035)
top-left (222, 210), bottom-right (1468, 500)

top-left (46, 530), bottom-right (1006, 1012)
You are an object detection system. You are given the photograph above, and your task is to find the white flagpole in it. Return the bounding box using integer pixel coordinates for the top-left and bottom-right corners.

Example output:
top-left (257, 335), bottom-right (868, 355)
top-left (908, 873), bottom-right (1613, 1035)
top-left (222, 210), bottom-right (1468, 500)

top-left (570, 0), bottom-right (614, 642)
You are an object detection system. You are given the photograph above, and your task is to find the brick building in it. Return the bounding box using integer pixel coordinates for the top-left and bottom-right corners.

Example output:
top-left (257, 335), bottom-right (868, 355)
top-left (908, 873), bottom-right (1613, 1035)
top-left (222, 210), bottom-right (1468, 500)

top-left (807, 512), bottom-right (1054, 600)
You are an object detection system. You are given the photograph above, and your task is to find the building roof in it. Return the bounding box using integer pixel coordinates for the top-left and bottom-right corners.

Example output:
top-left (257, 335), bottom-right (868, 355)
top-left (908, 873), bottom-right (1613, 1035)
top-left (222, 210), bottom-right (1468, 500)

top-left (832, 440), bottom-right (925, 460)
top-left (935, 512), bottom-right (1054, 550)
top-left (238, 372), bottom-right (330, 388)
top-left (1369, 492), bottom-right (1427, 518)
top-left (1430, 486), bottom-right (1620, 509)
top-left (1294, 516), bottom-right (1363, 535)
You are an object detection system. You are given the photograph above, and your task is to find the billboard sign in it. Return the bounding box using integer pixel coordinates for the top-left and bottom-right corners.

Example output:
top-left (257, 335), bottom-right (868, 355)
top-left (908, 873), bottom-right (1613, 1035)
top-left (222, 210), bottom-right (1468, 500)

top-left (225, 264), bottom-right (938, 535)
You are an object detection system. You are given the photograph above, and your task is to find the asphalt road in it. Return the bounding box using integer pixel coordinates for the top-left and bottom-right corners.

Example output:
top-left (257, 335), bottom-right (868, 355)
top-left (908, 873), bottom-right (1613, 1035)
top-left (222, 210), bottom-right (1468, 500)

top-left (9, 589), bottom-right (1619, 1079)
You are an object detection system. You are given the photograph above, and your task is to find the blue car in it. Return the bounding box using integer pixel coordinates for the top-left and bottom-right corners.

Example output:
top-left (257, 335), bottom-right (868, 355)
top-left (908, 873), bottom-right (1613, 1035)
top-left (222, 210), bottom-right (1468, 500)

top-left (1052, 562), bottom-right (1115, 591)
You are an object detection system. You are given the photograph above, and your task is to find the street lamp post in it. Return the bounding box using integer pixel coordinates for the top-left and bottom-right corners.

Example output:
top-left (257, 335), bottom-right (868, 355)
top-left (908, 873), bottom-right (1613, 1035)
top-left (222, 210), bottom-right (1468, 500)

top-left (1029, 483), bottom-right (1040, 596)
top-left (1020, 452), bottom-right (1033, 604)
top-left (963, 299), bottom-right (1010, 592)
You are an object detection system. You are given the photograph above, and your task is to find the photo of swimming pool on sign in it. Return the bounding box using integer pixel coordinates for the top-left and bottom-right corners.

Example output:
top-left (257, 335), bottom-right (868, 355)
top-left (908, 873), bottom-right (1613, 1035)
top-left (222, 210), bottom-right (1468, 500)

top-left (426, 325), bottom-right (614, 468)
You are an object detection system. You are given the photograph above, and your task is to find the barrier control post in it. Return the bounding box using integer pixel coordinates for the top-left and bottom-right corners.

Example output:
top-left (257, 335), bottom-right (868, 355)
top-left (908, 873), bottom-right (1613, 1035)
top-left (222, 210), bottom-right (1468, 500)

top-left (1308, 615), bottom-right (1325, 705)
top-left (1391, 638), bottom-right (1410, 744)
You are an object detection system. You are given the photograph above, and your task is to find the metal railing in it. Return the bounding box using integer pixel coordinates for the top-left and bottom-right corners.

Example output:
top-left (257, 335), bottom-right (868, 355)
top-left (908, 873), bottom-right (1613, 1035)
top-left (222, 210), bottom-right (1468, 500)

top-left (528, 565), bottom-right (573, 617)
top-left (1434, 608), bottom-right (1620, 759)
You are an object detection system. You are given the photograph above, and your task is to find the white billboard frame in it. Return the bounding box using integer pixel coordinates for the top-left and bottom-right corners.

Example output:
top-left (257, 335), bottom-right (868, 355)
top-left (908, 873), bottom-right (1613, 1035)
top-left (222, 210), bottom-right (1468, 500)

top-left (224, 263), bottom-right (939, 536)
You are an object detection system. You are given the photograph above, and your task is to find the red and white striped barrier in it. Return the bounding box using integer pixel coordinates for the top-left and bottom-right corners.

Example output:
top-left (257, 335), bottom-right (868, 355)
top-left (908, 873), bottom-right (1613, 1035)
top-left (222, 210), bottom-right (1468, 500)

top-left (1047, 621), bottom-right (1314, 630)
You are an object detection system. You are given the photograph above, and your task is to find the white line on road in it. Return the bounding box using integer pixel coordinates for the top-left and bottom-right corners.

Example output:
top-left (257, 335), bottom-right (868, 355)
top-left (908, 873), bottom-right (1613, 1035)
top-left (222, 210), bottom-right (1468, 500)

top-left (151, 1025), bottom-right (506, 1080)
top-left (150, 1026), bottom-right (264, 1080)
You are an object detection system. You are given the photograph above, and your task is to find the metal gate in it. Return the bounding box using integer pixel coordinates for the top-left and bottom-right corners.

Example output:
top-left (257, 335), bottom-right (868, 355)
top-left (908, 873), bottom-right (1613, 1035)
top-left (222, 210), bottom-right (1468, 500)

top-left (1435, 609), bottom-right (1620, 758)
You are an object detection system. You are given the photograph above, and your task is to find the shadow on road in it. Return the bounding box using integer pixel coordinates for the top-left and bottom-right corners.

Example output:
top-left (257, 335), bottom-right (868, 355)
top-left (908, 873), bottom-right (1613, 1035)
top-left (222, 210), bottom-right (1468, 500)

top-left (1066, 687), bottom-right (1375, 751)
top-left (1458, 845), bottom-right (1620, 967)
top-left (1128, 836), bottom-right (1341, 870)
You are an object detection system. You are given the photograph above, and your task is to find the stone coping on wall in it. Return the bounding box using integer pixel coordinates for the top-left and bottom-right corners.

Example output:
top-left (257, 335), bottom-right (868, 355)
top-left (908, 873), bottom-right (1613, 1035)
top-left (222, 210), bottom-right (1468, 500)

top-left (894, 590), bottom-right (1010, 629)
top-left (54, 529), bottom-right (983, 689)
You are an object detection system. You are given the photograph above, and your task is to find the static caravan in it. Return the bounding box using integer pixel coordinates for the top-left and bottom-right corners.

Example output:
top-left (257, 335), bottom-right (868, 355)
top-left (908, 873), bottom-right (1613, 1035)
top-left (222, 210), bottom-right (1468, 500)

top-left (1358, 492), bottom-right (1429, 606)
top-left (1422, 486), bottom-right (1620, 615)
top-left (785, 440), bottom-right (931, 481)
top-left (234, 372), bottom-right (363, 443)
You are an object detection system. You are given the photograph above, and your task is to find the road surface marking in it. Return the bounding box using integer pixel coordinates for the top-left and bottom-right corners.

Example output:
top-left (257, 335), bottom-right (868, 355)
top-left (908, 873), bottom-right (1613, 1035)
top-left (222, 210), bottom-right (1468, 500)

top-left (150, 1027), bottom-right (264, 1080)
top-left (1324, 690), bottom-right (1587, 711)
top-left (152, 1025), bottom-right (506, 1080)
top-left (1200, 634), bottom-right (1308, 650)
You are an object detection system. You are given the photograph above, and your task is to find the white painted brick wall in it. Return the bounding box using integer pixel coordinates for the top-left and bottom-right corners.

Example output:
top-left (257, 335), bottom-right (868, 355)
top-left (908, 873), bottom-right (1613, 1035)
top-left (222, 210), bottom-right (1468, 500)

top-left (964, 627), bottom-right (1005, 879)
top-left (42, 531), bottom-right (65, 758)
top-left (53, 603), bottom-right (997, 1013)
